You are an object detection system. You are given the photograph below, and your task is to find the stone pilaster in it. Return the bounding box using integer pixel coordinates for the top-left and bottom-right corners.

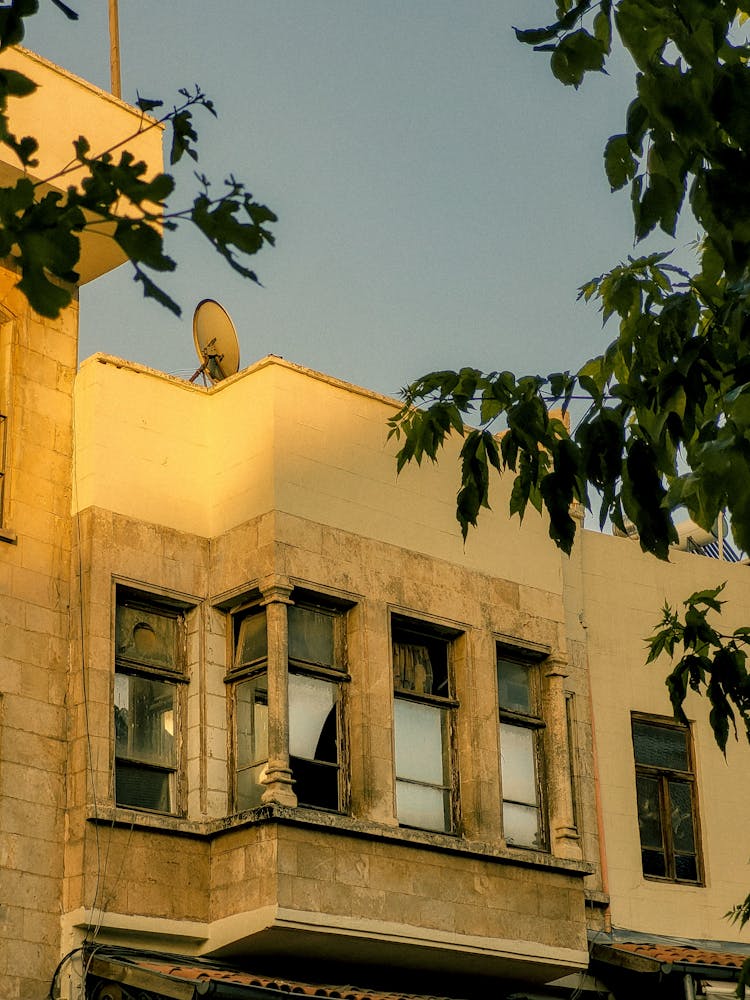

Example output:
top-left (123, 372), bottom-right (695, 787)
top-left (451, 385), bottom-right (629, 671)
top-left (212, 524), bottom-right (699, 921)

top-left (259, 577), bottom-right (297, 807)
top-left (543, 653), bottom-right (581, 860)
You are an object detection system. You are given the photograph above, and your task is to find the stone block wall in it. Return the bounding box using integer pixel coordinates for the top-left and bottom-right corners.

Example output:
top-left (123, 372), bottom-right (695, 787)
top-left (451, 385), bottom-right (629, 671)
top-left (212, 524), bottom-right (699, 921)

top-left (0, 272), bottom-right (78, 999)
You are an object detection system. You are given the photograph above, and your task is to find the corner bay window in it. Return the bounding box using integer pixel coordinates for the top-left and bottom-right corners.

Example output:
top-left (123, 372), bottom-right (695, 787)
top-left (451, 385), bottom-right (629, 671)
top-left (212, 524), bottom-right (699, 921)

top-left (392, 616), bottom-right (458, 833)
top-left (498, 653), bottom-right (545, 849)
top-left (114, 593), bottom-right (186, 813)
top-left (633, 714), bottom-right (701, 883)
top-left (230, 597), bottom-right (348, 812)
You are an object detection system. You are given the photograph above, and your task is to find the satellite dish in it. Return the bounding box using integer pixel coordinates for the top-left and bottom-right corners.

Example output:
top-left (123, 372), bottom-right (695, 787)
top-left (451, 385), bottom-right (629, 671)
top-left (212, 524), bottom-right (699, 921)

top-left (189, 299), bottom-right (240, 384)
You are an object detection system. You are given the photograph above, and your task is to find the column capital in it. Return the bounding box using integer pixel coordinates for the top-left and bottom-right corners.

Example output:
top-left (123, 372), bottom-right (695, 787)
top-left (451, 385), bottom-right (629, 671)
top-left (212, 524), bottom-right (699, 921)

top-left (544, 653), bottom-right (569, 679)
top-left (569, 499), bottom-right (586, 524)
top-left (259, 576), bottom-right (294, 606)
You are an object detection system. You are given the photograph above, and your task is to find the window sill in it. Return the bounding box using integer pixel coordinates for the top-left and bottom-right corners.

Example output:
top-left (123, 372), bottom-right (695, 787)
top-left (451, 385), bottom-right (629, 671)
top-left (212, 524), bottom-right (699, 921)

top-left (0, 526), bottom-right (17, 544)
top-left (87, 803), bottom-right (594, 876)
top-left (643, 874), bottom-right (704, 888)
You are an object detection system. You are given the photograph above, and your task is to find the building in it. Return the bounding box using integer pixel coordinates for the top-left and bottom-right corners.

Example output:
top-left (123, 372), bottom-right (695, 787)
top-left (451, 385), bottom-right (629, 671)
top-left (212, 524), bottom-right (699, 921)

top-left (1, 45), bottom-right (750, 1000)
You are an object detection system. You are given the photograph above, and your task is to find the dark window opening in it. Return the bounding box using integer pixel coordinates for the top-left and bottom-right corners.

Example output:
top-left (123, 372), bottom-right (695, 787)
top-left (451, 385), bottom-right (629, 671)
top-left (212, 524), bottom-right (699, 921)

top-left (632, 715), bottom-right (701, 884)
top-left (114, 593), bottom-right (185, 814)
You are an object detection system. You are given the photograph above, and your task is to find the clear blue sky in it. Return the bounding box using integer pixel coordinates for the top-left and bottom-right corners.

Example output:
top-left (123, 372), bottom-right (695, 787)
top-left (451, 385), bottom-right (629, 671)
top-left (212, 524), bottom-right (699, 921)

top-left (23, 1), bottom-right (692, 398)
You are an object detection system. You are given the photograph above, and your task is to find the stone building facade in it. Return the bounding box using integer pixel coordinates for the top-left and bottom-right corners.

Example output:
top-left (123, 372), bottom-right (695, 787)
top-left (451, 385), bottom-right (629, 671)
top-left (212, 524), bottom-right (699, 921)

top-left (1, 42), bottom-right (750, 1000)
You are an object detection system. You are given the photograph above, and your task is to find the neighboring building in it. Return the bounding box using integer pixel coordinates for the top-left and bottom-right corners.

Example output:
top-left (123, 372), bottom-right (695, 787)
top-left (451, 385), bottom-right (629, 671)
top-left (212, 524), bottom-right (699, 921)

top-left (1, 44), bottom-right (749, 1000)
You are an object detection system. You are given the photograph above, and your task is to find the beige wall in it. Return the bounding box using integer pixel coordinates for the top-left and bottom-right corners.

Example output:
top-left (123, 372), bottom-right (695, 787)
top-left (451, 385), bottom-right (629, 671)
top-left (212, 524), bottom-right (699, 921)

top-left (65, 492), bottom-right (593, 979)
top-left (65, 357), bottom-right (596, 980)
top-left (0, 47), bottom-right (164, 284)
top-left (580, 529), bottom-right (750, 940)
top-left (0, 268), bottom-right (78, 998)
top-left (73, 354), bottom-right (562, 594)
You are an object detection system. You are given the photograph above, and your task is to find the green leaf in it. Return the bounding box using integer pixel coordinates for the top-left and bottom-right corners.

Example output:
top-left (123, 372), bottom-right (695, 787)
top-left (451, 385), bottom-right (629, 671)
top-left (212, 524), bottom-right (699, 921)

top-left (604, 134), bottom-right (637, 191)
top-left (550, 29), bottom-right (606, 88)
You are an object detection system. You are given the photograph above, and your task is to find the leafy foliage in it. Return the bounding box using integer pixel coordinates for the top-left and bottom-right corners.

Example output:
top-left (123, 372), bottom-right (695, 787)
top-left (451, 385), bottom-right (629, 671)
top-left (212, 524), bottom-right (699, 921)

top-left (389, 0), bottom-right (750, 760)
top-left (647, 585), bottom-right (750, 752)
top-left (0, 1), bottom-right (276, 317)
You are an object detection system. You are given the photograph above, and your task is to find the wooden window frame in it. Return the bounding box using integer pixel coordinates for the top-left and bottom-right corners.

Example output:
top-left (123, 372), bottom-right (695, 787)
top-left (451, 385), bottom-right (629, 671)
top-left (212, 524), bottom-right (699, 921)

top-left (391, 614), bottom-right (460, 835)
top-left (497, 649), bottom-right (548, 851)
top-left (631, 711), bottom-right (703, 885)
top-left (227, 593), bottom-right (351, 815)
top-left (113, 589), bottom-right (188, 816)
top-left (287, 595), bottom-right (351, 814)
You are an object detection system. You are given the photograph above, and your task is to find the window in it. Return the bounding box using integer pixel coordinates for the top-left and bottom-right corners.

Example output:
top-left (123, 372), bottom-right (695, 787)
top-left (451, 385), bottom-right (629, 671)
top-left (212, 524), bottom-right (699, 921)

top-left (230, 596), bottom-right (348, 812)
top-left (287, 600), bottom-right (348, 811)
top-left (114, 592), bottom-right (186, 813)
top-left (632, 714), bottom-right (701, 883)
top-left (565, 691), bottom-right (581, 834)
top-left (392, 616), bottom-right (458, 833)
top-left (230, 603), bottom-right (269, 810)
top-left (497, 653), bottom-right (546, 849)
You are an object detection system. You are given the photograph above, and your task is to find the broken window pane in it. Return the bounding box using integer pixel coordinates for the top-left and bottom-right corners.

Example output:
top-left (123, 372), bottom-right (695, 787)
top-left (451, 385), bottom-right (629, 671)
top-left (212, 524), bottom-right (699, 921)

top-left (288, 673), bottom-right (340, 810)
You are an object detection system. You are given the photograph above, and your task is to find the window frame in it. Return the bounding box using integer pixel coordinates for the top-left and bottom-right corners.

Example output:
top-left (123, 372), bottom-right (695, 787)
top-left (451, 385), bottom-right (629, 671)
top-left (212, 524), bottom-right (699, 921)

top-left (631, 711), bottom-right (703, 885)
top-left (496, 646), bottom-right (548, 851)
top-left (227, 591), bottom-right (352, 815)
top-left (226, 597), bottom-right (269, 813)
top-left (113, 588), bottom-right (188, 816)
top-left (391, 613), bottom-right (460, 835)
top-left (286, 593), bottom-right (351, 814)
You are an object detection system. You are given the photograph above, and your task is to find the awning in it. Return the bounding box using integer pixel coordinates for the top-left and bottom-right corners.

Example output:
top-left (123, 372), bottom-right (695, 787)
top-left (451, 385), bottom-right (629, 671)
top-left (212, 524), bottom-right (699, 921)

top-left (591, 941), bottom-right (748, 982)
top-left (84, 947), bottom-right (464, 1000)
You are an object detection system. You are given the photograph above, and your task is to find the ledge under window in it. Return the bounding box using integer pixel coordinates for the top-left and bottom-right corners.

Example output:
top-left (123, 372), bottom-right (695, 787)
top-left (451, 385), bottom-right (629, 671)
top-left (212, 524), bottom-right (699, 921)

top-left (86, 802), bottom-right (593, 876)
top-left (0, 526), bottom-right (17, 543)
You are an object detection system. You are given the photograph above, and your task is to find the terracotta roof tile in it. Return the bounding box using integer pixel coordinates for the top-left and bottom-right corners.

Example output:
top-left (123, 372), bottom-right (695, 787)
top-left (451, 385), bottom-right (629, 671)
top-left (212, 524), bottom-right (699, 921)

top-left (615, 943), bottom-right (748, 969)
top-left (128, 956), bottom-right (455, 1000)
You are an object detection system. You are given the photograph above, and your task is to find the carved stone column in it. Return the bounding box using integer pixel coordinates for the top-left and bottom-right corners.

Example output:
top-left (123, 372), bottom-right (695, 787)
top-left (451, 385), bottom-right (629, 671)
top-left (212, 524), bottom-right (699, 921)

top-left (259, 578), bottom-right (297, 808)
top-left (543, 653), bottom-right (581, 860)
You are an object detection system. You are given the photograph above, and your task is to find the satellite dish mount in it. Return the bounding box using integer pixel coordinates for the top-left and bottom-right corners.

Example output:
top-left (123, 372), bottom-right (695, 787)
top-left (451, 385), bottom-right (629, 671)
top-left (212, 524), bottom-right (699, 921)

top-left (190, 299), bottom-right (240, 385)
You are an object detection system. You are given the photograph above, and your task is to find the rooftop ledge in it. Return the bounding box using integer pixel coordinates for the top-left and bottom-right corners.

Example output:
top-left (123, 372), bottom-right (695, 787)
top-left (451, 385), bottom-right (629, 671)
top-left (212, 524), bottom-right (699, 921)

top-left (87, 801), bottom-right (594, 878)
top-left (0, 46), bottom-right (164, 284)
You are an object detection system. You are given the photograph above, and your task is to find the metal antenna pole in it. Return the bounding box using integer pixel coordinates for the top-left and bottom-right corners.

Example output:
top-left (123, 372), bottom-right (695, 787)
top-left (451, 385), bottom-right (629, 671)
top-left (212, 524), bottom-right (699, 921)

top-left (109, 0), bottom-right (121, 98)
